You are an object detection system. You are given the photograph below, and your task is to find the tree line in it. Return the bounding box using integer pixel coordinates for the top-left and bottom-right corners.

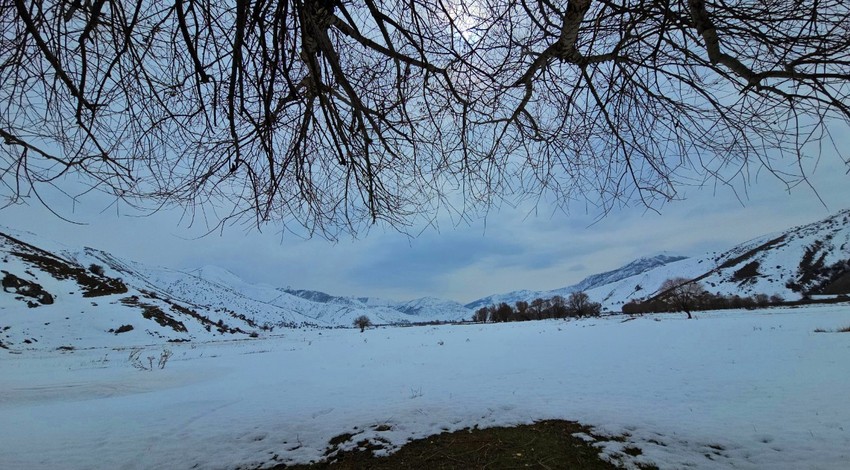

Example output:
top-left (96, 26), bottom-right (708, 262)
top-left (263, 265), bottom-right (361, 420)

top-left (621, 278), bottom-right (785, 317)
top-left (473, 292), bottom-right (602, 323)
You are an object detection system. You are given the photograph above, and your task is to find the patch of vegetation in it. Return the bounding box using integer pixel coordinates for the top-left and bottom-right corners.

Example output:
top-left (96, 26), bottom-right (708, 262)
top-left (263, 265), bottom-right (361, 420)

top-left (716, 236), bottom-right (786, 271)
top-left (1, 233), bottom-right (128, 297)
top-left (795, 241), bottom-right (827, 288)
top-left (732, 261), bottom-right (760, 283)
top-left (622, 280), bottom-right (786, 315)
top-left (813, 325), bottom-right (850, 333)
top-left (120, 296), bottom-right (187, 333)
top-left (16, 251), bottom-right (127, 296)
top-left (142, 305), bottom-right (187, 332)
top-left (622, 446), bottom-right (643, 457)
top-left (272, 420), bottom-right (637, 470)
top-left (2, 271), bottom-right (54, 306)
top-left (128, 348), bottom-right (172, 371)
top-left (111, 324), bottom-right (134, 334)
top-left (137, 290), bottom-right (253, 336)
top-left (784, 242), bottom-right (850, 294)
top-left (822, 271), bottom-right (850, 295)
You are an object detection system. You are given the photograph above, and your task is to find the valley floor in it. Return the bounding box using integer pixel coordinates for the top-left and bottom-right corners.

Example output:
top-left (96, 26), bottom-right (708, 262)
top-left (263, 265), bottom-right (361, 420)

top-left (2, 305), bottom-right (850, 469)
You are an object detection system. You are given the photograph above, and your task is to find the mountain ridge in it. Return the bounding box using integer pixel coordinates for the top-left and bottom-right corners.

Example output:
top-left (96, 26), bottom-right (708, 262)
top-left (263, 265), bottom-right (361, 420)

top-left (465, 253), bottom-right (688, 310)
top-left (2, 208), bottom-right (849, 351)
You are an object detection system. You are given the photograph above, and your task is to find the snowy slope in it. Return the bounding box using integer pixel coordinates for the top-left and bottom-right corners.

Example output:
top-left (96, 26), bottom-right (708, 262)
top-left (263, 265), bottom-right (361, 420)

top-left (279, 288), bottom-right (473, 324)
top-left (1, 227), bottom-right (475, 352)
top-left (3, 208), bottom-right (848, 351)
top-left (2, 306), bottom-right (850, 469)
top-left (280, 289), bottom-right (472, 323)
top-left (465, 254), bottom-right (688, 310)
top-left (587, 209), bottom-right (850, 311)
top-left (0, 230), bottom-right (264, 352)
top-left (468, 210), bottom-right (850, 313)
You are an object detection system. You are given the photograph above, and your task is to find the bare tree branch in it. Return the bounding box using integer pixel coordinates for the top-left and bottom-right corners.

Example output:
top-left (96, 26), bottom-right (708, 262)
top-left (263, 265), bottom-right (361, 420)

top-left (1, 0), bottom-right (847, 236)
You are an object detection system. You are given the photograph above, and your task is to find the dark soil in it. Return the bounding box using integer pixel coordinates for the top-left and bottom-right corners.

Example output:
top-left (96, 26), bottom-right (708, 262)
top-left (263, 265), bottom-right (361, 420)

top-left (2, 271), bottom-right (54, 305)
top-left (2, 232), bottom-right (127, 297)
top-left (270, 420), bottom-right (654, 470)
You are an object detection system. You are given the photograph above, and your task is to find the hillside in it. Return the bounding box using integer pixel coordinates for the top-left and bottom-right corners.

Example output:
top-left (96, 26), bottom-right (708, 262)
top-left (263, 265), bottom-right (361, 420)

top-left (4, 306), bottom-right (850, 470)
top-left (467, 210), bottom-right (850, 313)
top-left (1, 228), bottom-right (471, 352)
top-left (586, 209), bottom-right (850, 311)
top-left (465, 254), bottom-right (689, 310)
top-left (3, 209), bottom-right (848, 351)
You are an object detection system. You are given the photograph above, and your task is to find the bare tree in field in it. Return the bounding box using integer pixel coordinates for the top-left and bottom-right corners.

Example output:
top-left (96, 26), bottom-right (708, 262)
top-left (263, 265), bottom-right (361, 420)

top-left (353, 314), bottom-right (371, 332)
top-left (566, 291), bottom-right (601, 317)
top-left (659, 277), bottom-right (707, 319)
top-left (2, 1), bottom-right (849, 235)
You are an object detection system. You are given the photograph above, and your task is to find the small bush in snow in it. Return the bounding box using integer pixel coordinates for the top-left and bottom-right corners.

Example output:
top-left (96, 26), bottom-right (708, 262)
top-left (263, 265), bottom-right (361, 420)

top-left (88, 264), bottom-right (105, 276)
top-left (128, 348), bottom-right (172, 371)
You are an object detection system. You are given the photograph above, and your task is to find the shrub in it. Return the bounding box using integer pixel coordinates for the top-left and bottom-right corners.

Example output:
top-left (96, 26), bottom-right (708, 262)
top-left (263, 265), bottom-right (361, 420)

top-left (128, 348), bottom-right (172, 371)
top-left (88, 264), bottom-right (105, 276)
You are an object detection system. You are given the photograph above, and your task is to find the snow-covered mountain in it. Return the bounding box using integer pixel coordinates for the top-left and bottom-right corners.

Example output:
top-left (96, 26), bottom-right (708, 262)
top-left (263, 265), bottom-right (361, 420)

top-left (3, 209), bottom-right (848, 351)
top-left (467, 210), bottom-right (850, 312)
top-left (584, 209), bottom-right (850, 311)
top-left (465, 254), bottom-right (688, 310)
top-left (1, 228), bottom-right (472, 351)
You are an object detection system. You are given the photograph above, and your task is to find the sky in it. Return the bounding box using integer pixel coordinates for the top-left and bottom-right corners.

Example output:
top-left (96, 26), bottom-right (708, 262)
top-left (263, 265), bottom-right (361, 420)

top-left (2, 136), bottom-right (848, 305)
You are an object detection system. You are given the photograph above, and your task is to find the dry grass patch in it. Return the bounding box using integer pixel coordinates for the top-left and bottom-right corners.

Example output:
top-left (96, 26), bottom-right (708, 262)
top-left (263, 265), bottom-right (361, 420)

top-left (271, 420), bottom-right (656, 470)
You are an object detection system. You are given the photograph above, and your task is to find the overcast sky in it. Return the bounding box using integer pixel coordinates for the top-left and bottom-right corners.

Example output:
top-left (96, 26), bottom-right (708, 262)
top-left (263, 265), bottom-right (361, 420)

top-left (3, 138), bottom-right (848, 304)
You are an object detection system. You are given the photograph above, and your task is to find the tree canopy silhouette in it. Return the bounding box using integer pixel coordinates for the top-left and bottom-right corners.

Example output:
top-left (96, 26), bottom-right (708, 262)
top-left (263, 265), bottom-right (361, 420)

top-left (2, 0), bottom-right (848, 236)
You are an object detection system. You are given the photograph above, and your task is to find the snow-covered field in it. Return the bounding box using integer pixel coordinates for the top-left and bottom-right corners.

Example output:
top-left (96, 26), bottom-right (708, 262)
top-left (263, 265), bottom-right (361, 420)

top-left (2, 305), bottom-right (850, 469)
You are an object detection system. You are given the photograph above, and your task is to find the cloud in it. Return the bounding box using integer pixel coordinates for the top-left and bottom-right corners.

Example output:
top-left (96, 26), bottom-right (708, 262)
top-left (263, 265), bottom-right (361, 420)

top-left (1, 126), bottom-right (847, 304)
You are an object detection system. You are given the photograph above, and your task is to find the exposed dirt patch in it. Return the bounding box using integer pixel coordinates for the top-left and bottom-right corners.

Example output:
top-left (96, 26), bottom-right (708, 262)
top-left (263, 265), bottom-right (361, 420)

top-left (112, 324), bottom-right (134, 334)
top-left (2, 271), bottom-right (53, 306)
top-left (120, 296), bottom-right (187, 333)
top-left (136, 290), bottom-right (250, 335)
top-left (2, 232), bottom-right (127, 297)
top-left (732, 261), bottom-right (760, 283)
top-left (823, 271), bottom-right (850, 295)
top-left (272, 420), bottom-right (635, 470)
top-left (717, 236), bottom-right (786, 270)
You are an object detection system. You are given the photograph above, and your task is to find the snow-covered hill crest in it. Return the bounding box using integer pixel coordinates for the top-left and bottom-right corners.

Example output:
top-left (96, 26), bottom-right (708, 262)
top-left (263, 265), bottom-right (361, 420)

top-left (1, 228), bottom-right (473, 352)
top-left (3, 209), bottom-right (848, 350)
top-left (467, 210), bottom-right (850, 312)
top-left (465, 254), bottom-right (688, 310)
top-left (585, 209), bottom-right (850, 311)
